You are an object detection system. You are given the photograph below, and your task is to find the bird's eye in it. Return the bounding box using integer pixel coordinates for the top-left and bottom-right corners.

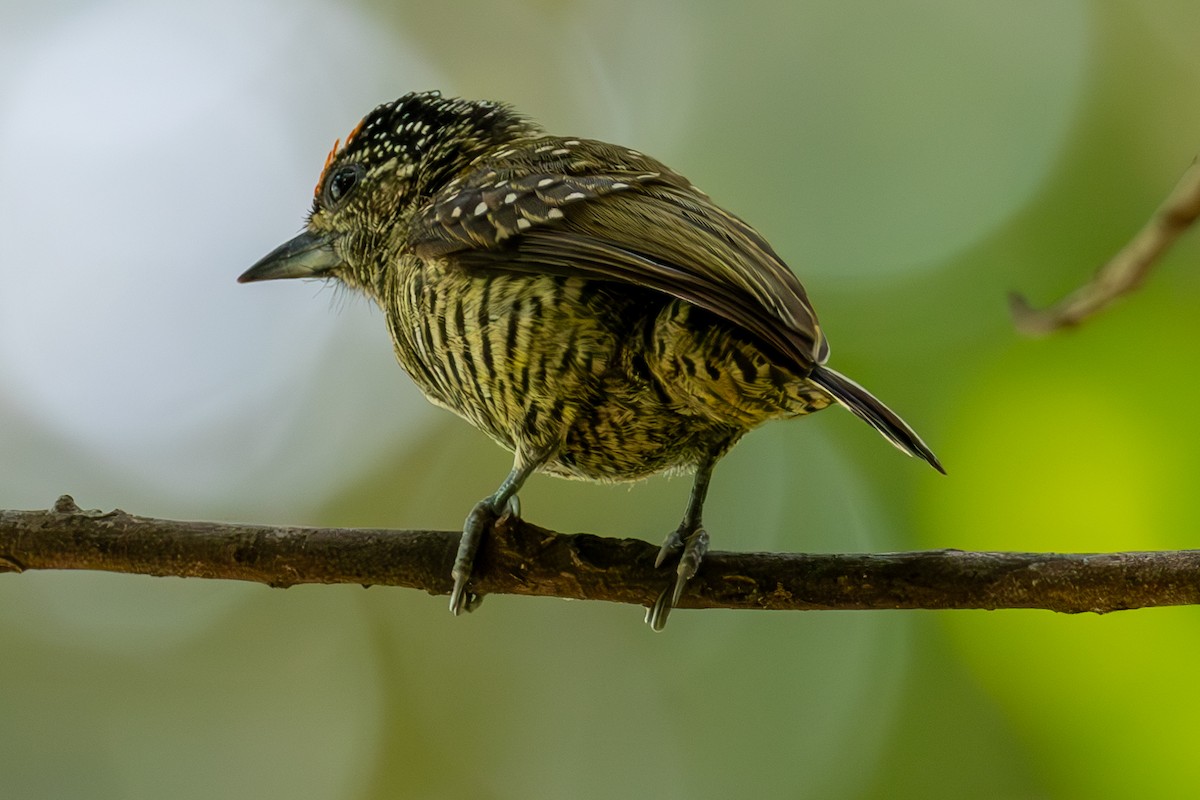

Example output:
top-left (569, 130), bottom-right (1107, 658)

top-left (325, 163), bottom-right (364, 206)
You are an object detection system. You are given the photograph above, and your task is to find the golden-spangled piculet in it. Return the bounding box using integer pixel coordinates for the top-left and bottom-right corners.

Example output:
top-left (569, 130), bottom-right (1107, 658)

top-left (240, 91), bottom-right (944, 629)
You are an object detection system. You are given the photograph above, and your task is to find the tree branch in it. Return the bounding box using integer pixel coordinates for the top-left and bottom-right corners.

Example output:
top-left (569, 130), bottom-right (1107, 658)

top-left (2, 496), bottom-right (1199, 614)
top-left (1010, 154), bottom-right (1200, 336)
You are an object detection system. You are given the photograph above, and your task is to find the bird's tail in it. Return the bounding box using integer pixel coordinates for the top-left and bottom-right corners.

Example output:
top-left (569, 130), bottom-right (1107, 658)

top-left (809, 365), bottom-right (945, 474)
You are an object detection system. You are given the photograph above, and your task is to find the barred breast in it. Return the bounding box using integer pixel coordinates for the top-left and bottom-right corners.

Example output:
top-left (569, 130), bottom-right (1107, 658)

top-left (381, 254), bottom-right (831, 483)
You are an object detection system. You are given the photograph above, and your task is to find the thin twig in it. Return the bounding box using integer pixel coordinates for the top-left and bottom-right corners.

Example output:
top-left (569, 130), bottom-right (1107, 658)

top-left (2, 495), bottom-right (1199, 614)
top-left (1010, 155), bottom-right (1200, 336)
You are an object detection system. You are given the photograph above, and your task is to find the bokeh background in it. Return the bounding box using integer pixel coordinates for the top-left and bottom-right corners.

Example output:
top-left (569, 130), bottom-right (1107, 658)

top-left (2, 1), bottom-right (1199, 797)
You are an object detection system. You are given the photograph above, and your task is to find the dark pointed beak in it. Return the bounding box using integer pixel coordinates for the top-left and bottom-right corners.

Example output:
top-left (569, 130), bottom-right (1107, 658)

top-left (238, 230), bottom-right (342, 283)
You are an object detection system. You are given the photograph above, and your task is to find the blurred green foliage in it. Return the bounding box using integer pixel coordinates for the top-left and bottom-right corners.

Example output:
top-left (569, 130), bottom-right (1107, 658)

top-left (2, 2), bottom-right (1200, 798)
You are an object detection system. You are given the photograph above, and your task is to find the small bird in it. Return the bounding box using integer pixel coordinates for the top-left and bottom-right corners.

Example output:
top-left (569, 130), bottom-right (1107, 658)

top-left (240, 91), bottom-right (943, 629)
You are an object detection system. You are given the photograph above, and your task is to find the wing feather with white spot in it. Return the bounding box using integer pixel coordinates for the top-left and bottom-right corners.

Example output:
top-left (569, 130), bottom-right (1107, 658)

top-left (408, 137), bottom-right (829, 369)
top-left (416, 168), bottom-right (655, 252)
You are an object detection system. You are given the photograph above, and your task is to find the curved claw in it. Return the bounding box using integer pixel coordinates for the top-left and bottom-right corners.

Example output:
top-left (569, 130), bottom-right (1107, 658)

top-left (655, 528), bottom-right (685, 568)
top-left (449, 572), bottom-right (482, 615)
top-left (646, 588), bottom-right (673, 631)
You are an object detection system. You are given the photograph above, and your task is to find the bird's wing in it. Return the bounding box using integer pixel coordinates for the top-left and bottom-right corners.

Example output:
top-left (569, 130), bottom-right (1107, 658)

top-left (409, 139), bottom-right (829, 370)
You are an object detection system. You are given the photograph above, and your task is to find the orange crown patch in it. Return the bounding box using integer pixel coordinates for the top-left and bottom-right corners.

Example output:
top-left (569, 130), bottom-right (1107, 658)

top-left (313, 117), bottom-right (368, 198)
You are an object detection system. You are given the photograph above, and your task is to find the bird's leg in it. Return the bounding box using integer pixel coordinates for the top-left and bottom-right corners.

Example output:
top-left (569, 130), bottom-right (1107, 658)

top-left (449, 451), bottom-right (542, 616)
top-left (646, 454), bottom-right (717, 631)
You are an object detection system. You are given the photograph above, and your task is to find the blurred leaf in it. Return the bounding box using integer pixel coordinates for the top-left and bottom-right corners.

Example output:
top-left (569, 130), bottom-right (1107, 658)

top-left (918, 281), bottom-right (1200, 796)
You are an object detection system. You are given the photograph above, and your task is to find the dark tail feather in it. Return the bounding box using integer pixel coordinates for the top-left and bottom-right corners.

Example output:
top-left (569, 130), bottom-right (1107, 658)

top-left (809, 365), bottom-right (945, 474)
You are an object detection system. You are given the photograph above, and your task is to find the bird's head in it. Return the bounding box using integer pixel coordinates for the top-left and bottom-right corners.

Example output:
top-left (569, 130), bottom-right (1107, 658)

top-left (238, 91), bottom-right (537, 294)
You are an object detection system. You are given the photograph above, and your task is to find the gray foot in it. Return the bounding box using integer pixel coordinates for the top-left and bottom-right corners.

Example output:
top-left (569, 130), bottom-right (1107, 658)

top-left (448, 494), bottom-right (522, 615)
top-left (646, 527), bottom-right (709, 631)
